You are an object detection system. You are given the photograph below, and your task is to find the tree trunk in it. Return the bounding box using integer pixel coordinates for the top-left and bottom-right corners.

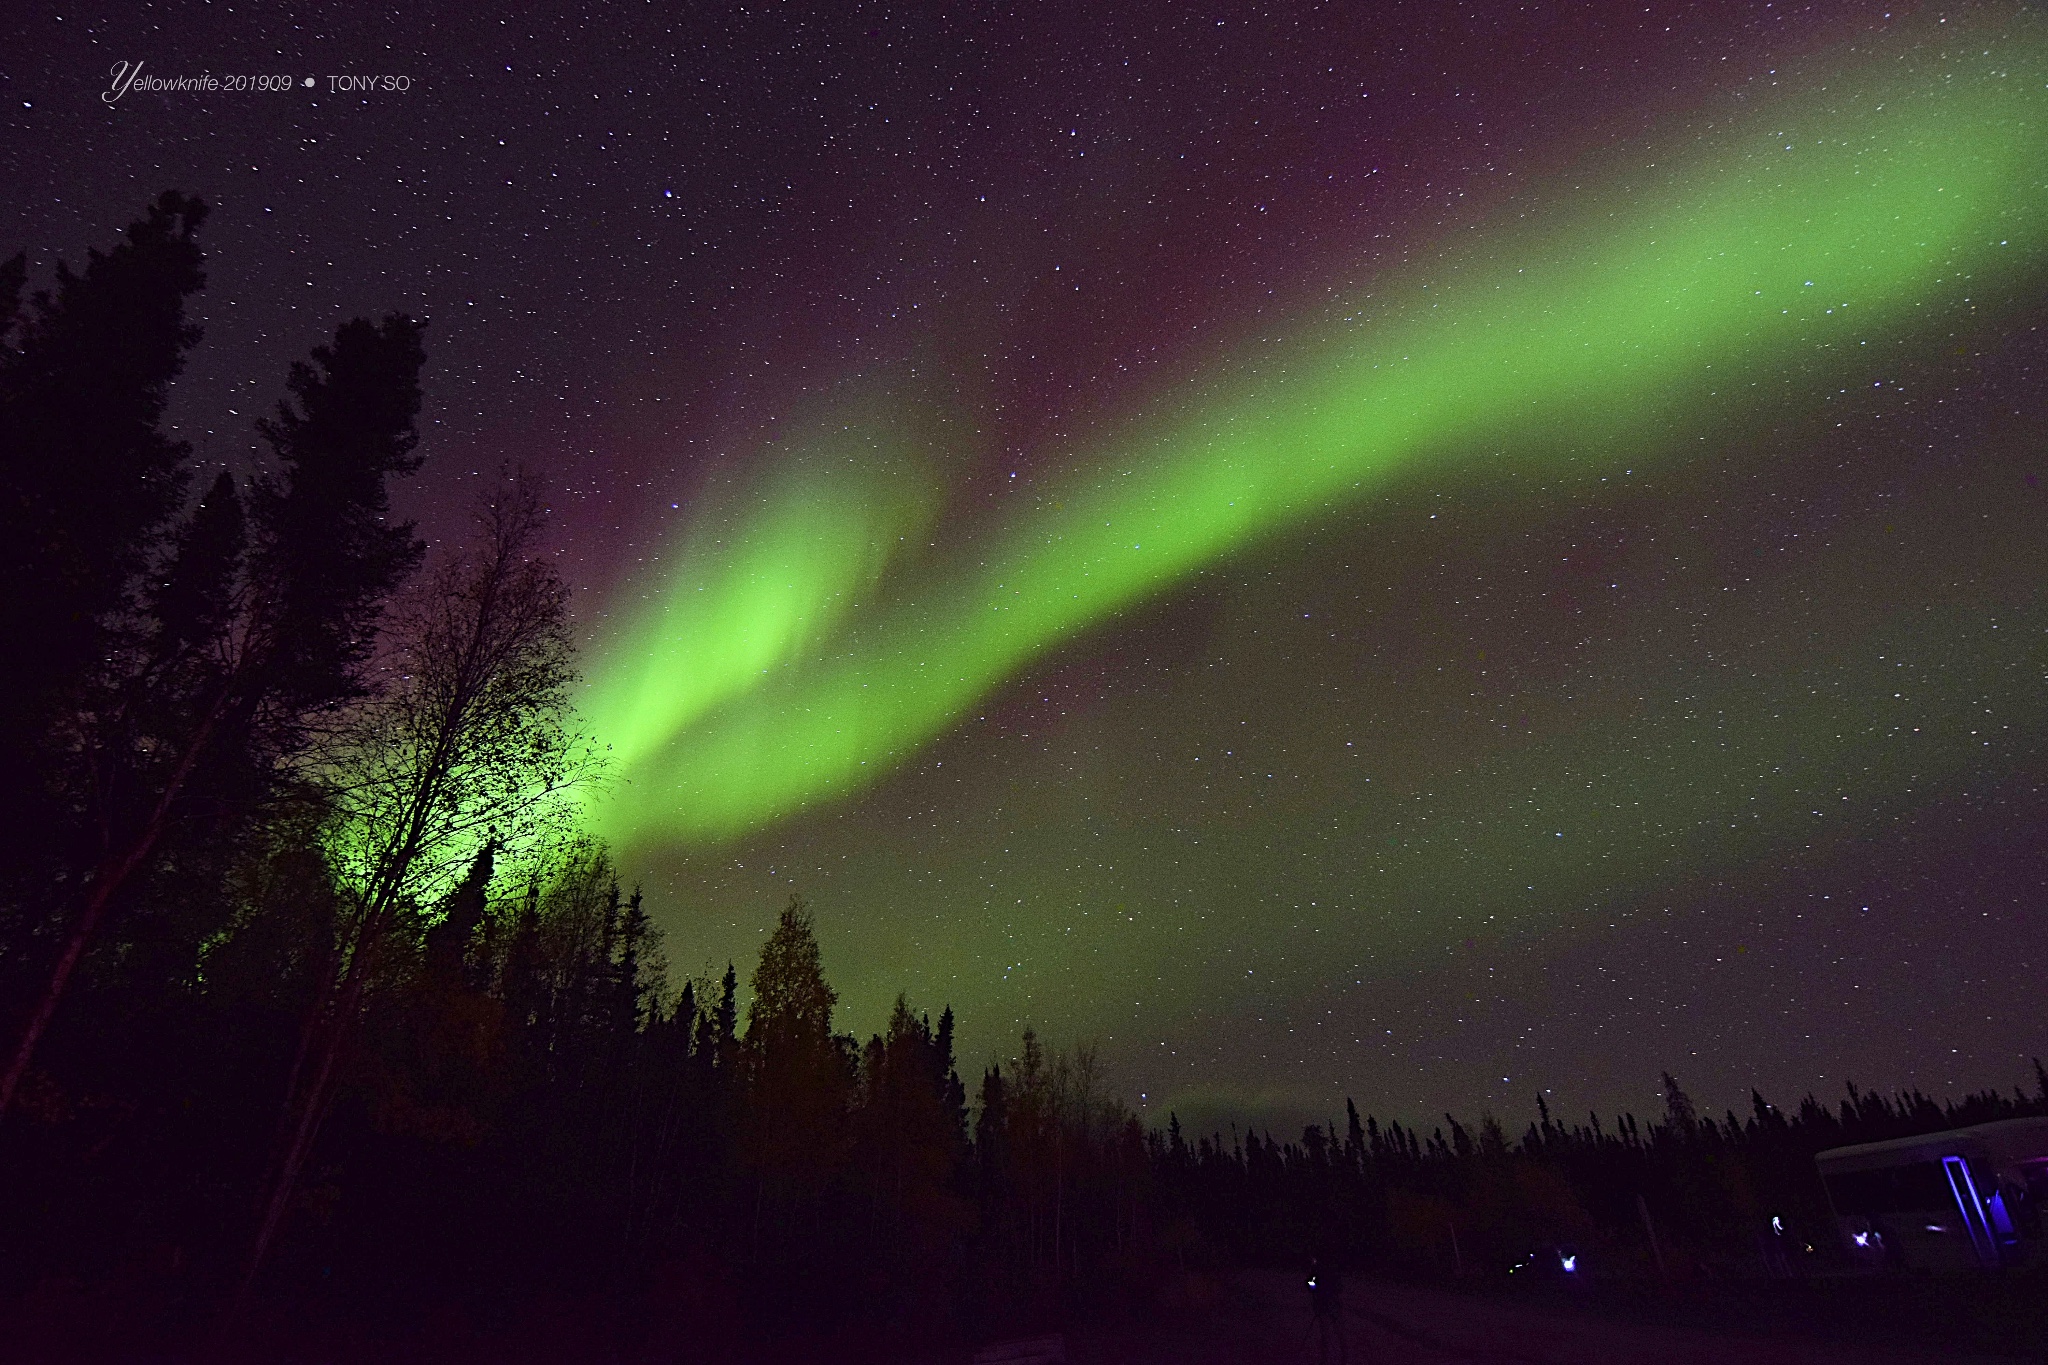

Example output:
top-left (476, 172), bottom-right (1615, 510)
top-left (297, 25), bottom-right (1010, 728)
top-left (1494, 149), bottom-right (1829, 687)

top-left (0, 696), bottom-right (226, 1118)
top-left (235, 917), bottom-right (382, 1307)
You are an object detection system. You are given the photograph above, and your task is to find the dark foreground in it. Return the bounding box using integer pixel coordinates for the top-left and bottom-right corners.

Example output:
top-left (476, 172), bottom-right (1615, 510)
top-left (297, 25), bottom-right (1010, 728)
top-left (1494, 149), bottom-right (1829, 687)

top-left (11, 1267), bottom-right (2048, 1364)
top-left (1062, 1271), bottom-right (2042, 1364)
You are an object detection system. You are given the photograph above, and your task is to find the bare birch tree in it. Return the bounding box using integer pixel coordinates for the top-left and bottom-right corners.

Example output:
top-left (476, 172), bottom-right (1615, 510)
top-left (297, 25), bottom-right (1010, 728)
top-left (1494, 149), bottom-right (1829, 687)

top-left (239, 469), bottom-right (602, 1299)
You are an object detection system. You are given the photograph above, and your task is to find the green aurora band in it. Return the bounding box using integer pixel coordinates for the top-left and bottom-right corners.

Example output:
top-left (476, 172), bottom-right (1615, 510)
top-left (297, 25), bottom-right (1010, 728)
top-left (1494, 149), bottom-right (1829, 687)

top-left (580, 35), bottom-right (2048, 849)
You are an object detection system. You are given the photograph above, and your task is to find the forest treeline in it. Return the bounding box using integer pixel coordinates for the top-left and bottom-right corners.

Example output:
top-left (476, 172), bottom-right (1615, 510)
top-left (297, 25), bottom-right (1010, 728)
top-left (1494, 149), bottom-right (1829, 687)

top-left (5, 193), bottom-right (2047, 1356)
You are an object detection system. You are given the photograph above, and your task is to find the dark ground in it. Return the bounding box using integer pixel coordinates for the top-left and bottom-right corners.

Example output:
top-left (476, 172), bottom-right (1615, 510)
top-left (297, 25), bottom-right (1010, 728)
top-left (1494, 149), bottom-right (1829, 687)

top-left (8, 1266), bottom-right (2047, 1362)
top-left (1059, 1270), bottom-right (2045, 1364)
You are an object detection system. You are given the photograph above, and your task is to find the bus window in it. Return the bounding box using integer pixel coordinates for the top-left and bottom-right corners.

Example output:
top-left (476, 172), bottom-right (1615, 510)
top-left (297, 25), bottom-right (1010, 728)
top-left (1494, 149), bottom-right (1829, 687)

top-left (2016, 1161), bottom-right (2048, 1238)
top-left (1823, 1161), bottom-right (1952, 1216)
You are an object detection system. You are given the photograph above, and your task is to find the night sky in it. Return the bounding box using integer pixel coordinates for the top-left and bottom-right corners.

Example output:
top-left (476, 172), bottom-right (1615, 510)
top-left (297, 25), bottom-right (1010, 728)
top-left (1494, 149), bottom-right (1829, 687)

top-left (7, 1), bottom-right (2045, 1137)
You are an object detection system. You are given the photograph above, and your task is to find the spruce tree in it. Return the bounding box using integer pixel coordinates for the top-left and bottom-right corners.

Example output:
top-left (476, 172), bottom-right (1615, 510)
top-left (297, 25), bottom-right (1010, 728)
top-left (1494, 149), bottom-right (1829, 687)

top-left (611, 886), bottom-right (653, 1036)
top-left (975, 1064), bottom-right (1008, 1200)
top-left (698, 962), bottom-right (739, 1072)
top-left (0, 311), bottom-right (432, 1119)
top-left (0, 192), bottom-right (207, 898)
top-left (424, 843), bottom-right (496, 986)
top-left (934, 1004), bottom-right (968, 1150)
top-left (148, 470), bottom-right (246, 669)
top-left (0, 252), bottom-right (25, 342)
top-left (248, 314), bottom-right (427, 725)
top-left (747, 895), bottom-right (835, 1046)
top-left (0, 193), bottom-right (207, 746)
top-left (742, 896), bottom-right (848, 1227)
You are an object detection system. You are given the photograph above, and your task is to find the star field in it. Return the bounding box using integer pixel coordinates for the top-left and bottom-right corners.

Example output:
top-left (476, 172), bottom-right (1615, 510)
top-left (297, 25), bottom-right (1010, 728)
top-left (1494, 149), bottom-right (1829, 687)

top-left (6, 0), bottom-right (2045, 1134)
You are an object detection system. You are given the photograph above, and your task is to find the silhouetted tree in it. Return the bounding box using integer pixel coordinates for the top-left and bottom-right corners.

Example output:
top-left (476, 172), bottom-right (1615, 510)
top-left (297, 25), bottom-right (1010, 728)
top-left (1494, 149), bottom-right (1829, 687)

top-left (1, 298), bottom-right (430, 1120)
top-left (0, 192), bottom-right (206, 834)
top-left (743, 895), bottom-right (850, 1248)
top-left (0, 193), bottom-right (209, 1110)
top-left (244, 470), bottom-right (598, 1296)
top-left (249, 315), bottom-right (427, 726)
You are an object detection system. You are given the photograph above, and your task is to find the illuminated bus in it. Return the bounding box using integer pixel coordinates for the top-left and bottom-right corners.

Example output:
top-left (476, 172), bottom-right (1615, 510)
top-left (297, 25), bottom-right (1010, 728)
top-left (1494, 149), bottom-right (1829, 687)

top-left (1815, 1117), bottom-right (2048, 1272)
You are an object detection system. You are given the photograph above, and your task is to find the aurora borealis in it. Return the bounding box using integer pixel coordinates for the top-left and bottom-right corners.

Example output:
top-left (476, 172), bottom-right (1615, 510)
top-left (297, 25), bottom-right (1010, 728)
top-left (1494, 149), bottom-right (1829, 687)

top-left (581, 37), bottom-right (2047, 845)
top-left (14, 0), bottom-right (2047, 1132)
